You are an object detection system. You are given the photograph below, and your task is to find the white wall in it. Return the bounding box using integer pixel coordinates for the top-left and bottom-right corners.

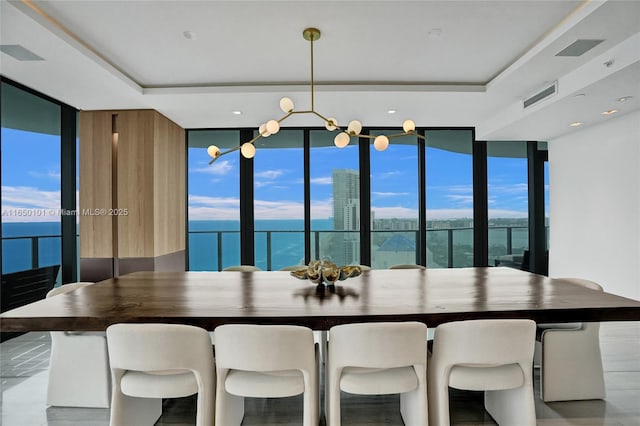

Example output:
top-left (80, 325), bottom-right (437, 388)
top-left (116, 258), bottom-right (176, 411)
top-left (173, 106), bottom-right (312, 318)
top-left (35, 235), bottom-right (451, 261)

top-left (548, 110), bottom-right (640, 300)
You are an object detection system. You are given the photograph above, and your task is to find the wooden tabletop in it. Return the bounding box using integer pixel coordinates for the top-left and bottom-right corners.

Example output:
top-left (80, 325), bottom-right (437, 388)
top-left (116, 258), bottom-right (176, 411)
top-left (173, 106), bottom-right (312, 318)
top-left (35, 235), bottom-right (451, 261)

top-left (1, 268), bottom-right (639, 332)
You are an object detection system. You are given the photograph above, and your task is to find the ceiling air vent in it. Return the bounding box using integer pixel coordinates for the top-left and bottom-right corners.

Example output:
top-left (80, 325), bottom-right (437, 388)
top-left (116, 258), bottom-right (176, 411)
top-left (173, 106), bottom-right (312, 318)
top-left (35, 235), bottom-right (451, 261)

top-left (523, 82), bottom-right (557, 109)
top-left (0, 44), bottom-right (44, 61)
top-left (555, 39), bottom-right (604, 57)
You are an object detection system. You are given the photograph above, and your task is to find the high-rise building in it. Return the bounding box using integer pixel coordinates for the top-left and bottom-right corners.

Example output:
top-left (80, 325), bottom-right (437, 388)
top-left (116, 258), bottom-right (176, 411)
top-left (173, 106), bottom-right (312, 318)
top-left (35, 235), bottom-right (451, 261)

top-left (332, 169), bottom-right (360, 231)
top-left (332, 169), bottom-right (360, 265)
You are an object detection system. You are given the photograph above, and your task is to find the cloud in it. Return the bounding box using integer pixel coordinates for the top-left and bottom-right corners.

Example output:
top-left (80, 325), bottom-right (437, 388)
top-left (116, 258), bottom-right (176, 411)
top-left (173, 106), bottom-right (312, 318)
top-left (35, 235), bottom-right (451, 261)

top-left (254, 170), bottom-right (284, 179)
top-left (488, 183), bottom-right (528, 194)
top-left (445, 185), bottom-right (473, 193)
top-left (446, 194), bottom-right (474, 205)
top-left (188, 194), bottom-right (332, 220)
top-left (1, 185), bottom-right (61, 222)
top-left (188, 194), bottom-right (239, 208)
top-left (372, 192), bottom-right (409, 197)
top-left (310, 177), bottom-right (332, 185)
top-left (28, 170), bottom-right (61, 180)
top-left (376, 171), bottom-right (402, 179)
top-left (190, 160), bottom-right (234, 176)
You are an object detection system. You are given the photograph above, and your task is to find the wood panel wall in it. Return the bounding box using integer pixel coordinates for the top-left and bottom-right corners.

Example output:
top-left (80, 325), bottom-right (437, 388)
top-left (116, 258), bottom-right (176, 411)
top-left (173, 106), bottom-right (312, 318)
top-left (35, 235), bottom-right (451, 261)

top-left (79, 109), bottom-right (185, 261)
top-left (79, 111), bottom-right (113, 258)
top-left (153, 111), bottom-right (186, 256)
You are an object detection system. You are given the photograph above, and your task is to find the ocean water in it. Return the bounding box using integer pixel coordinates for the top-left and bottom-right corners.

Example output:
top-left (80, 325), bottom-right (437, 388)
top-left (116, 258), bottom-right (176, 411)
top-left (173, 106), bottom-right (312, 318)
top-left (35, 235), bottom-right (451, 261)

top-left (1, 220), bottom-right (527, 273)
top-left (2, 222), bottom-right (62, 273)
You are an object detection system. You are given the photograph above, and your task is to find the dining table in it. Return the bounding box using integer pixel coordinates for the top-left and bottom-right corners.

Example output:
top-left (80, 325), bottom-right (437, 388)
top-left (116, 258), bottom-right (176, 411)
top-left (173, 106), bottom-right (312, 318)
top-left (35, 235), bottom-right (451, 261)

top-left (1, 267), bottom-right (640, 332)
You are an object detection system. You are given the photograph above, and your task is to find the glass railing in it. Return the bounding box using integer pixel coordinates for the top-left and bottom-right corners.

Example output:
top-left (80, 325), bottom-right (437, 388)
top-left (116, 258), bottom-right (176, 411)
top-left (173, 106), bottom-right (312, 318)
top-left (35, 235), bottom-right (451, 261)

top-left (187, 226), bottom-right (534, 271)
top-left (0, 226), bottom-right (536, 275)
top-left (1, 235), bottom-right (62, 274)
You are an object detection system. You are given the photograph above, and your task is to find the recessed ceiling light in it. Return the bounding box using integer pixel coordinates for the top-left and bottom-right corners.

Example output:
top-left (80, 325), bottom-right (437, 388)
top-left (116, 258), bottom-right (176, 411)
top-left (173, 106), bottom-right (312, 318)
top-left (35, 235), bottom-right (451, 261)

top-left (232, 110), bottom-right (242, 115)
top-left (601, 109), bottom-right (618, 115)
top-left (183, 30), bottom-right (196, 40)
top-left (573, 93), bottom-right (586, 98)
top-left (569, 122), bottom-right (583, 127)
top-left (617, 96), bottom-right (633, 102)
top-left (387, 109), bottom-right (397, 114)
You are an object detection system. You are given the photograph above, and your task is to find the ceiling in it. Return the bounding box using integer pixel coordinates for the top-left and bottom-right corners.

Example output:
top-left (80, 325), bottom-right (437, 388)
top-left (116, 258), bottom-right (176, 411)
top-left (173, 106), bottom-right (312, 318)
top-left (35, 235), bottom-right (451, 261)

top-left (1, 0), bottom-right (639, 141)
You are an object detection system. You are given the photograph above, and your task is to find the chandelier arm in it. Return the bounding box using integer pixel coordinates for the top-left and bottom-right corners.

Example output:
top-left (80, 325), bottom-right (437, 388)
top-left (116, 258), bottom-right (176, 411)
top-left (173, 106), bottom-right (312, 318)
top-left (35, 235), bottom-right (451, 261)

top-left (386, 131), bottom-right (427, 140)
top-left (276, 111), bottom-right (294, 123)
top-left (208, 144), bottom-right (242, 164)
top-left (311, 111), bottom-right (341, 129)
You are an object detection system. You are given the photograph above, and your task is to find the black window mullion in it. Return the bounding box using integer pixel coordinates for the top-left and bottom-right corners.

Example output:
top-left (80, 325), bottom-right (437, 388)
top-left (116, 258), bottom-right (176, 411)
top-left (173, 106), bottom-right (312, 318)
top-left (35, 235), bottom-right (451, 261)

top-left (303, 130), bottom-right (311, 264)
top-left (239, 129), bottom-right (255, 266)
top-left (359, 130), bottom-right (371, 266)
top-left (184, 130), bottom-right (190, 271)
top-left (473, 138), bottom-right (488, 267)
top-left (60, 105), bottom-right (78, 283)
top-left (417, 129), bottom-right (427, 266)
top-left (527, 141), bottom-right (546, 275)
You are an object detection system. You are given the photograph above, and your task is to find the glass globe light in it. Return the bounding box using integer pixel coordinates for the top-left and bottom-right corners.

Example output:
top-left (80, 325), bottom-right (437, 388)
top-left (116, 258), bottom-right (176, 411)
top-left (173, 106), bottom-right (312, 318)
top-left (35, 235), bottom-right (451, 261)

top-left (402, 119), bottom-right (416, 133)
top-left (240, 143), bottom-right (256, 158)
top-left (266, 119), bottom-right (280, 134)
top-left (279, 97), bottom-right (294, 113)
top-left (334, 132), bottom-right (350, 148)
top-left (347, 120), bottom-right (362, 135)
top-left (373, 135), bottom-right (389, 151)
top-left (258, 123), bottom-right (271, 138)
top-left (207, 145), bottom-right (221, 159)
top-left (325, 118), bottom-right (338, 131)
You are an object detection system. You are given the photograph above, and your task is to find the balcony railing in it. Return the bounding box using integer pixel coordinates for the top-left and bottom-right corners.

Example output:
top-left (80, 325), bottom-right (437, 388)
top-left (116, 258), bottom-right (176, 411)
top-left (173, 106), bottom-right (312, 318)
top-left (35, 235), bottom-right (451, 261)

top-left (1, 235), bottom-right (62, 273)
top-left (188, 226), bottom-right (531, 271)
top-left (0, 226), bottom-right (534, 274)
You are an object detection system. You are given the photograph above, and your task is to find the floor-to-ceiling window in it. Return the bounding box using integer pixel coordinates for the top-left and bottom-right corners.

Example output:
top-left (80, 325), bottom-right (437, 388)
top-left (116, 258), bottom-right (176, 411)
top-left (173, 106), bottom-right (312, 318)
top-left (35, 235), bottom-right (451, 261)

top-left (187, 130), bottom-right (241, 270)
top-left (310, 130), bottom-right (360, 265)
top-left (486, 141), bottom-right (529, 269)
top-left (185, 126), bottom-right (545, 271)
top-left (253, 130), bottom-right (305, 270)
top-left (1, 81), bottom-right (61, 279)
top-left (425, 130), bottom-right (474, 268)
top-left (370, 133), bottom-right (419, 268)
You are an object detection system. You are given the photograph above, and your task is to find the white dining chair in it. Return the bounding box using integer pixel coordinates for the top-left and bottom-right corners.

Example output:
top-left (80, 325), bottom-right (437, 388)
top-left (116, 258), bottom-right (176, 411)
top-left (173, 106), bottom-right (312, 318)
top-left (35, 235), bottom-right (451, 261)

top-left (222, 265), bottom-right (262, 271)
top-left (327, 322), bottom-right (428, 426)
top-left (106, 323), bottom-right (215, 426)
top-left (46, 282), bottom-right (111, 408)
top-left (214, 324), bottom-right (318, 426)
top-left (388, 264), bottom-right (426, 270)
top-left (537, 278), bottom-right (606, 402)
top-left (428, 319), bottom-right (536, 426)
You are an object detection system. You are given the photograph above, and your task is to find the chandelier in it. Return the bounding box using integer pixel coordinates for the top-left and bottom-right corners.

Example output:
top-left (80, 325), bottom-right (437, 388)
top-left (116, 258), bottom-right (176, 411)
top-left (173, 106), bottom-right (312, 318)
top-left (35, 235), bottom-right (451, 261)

top-left (207, 27), bottom-right (425, 164)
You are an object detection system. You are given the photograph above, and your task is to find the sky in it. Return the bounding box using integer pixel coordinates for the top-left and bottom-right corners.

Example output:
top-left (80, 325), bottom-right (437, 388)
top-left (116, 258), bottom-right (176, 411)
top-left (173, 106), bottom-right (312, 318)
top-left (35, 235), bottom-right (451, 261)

top-left (0, 127), bottom-right (539, 224)
top-left (187, 131), bottom-right (534, 221)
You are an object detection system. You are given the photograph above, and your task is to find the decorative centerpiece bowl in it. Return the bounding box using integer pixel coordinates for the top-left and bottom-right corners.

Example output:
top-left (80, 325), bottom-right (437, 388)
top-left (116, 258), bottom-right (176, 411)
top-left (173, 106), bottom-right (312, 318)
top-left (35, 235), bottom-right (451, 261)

top-left (290, 260), bottom-right (362, 287)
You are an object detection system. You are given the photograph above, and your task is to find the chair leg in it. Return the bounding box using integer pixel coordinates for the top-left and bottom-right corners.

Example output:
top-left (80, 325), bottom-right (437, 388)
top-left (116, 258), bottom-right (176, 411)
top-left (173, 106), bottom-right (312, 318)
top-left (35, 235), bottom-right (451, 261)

top-left (485, 385), bottom-right (536, 426)
top-left (109, 392), bottom-right (162, 426)
top-left (327, 380), bottom-right (342, 426)
top-left (400, 386), bottom-right (428, 426)
top-left (215, 390), bottom-right (244, 426)
top-left (195, 387), bottom-right (215, 426)
top-left (428, 374), bottom-right (451, 426)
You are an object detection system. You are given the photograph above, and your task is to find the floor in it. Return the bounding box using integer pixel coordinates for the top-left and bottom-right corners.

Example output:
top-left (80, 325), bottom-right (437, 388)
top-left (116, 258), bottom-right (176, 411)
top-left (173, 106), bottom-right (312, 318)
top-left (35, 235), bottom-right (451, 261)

top-left (1, 322), bottom-right (638, 425)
